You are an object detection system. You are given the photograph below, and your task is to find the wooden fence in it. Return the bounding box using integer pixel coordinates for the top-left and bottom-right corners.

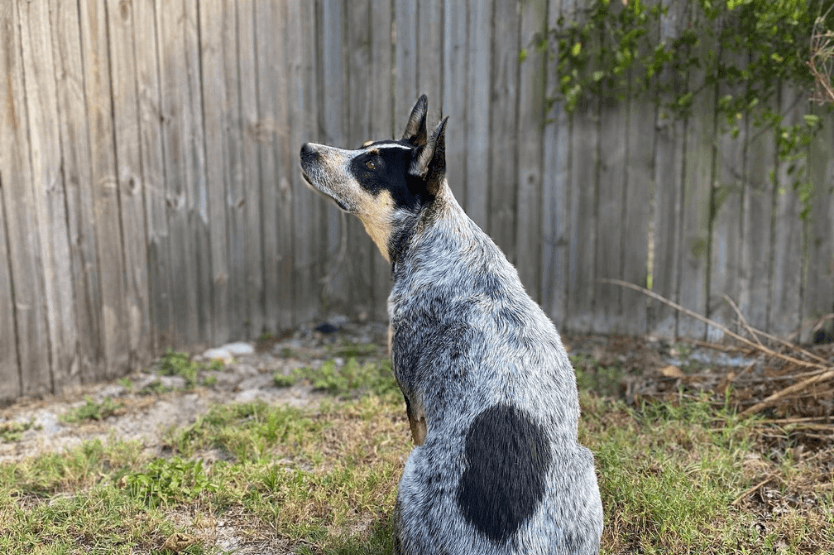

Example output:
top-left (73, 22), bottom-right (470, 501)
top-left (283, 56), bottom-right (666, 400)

top-left (1, 0), bottom-right (833, 402)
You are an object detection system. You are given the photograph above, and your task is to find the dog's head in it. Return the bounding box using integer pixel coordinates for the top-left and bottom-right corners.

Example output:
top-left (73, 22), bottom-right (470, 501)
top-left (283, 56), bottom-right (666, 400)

top-left (300, 95), bottom-right (448, 262)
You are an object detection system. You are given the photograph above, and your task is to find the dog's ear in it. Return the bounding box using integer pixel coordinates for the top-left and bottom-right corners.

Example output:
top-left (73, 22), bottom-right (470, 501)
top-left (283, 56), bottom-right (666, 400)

top-left (410, 116), bottom-right (448, 196)
top-left (401, 94), bottom-right (428, 146)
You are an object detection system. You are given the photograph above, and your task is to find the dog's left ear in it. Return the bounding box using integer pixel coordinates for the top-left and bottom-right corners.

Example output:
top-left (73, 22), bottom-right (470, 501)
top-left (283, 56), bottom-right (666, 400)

top-left (410, 117), bottom-right (448, 196)
top-left (402, 95), bottom-right (428, 146)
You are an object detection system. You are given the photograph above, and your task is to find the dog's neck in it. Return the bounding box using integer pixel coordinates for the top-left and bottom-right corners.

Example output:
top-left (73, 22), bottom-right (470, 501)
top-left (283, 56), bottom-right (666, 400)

top-left (390, 184), bottom-right (469, 277)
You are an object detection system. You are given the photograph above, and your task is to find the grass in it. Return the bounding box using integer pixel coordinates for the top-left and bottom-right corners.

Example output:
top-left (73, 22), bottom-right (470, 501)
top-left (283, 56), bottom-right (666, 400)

top-left (1, 346), bottom-right (832, 554)
top-left (60, 396), bottom-right (125, 423)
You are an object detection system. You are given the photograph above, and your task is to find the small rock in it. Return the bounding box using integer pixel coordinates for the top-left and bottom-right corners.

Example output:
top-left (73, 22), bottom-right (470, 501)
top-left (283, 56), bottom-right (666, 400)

top-left (202, 347), bottom-right (234, 364)
top-left (224, 342), bottom-right (254, 356)
top-left (237, 375), bottom-right (274, 391)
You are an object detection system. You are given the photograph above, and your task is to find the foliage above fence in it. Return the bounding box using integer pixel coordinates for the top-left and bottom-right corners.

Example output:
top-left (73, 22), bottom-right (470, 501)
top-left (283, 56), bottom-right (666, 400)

top-left (551, 0), bottom-right (834, 218)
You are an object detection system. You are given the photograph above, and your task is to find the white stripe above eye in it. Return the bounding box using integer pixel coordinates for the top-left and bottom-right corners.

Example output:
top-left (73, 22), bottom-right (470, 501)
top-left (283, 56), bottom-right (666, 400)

top-left (368, 143), bottom-right (414, 152)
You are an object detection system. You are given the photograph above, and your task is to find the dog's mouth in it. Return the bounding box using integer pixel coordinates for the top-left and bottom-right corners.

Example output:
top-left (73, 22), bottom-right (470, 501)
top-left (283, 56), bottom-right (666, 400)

top-left (299, 169), bottom-right (351, 212)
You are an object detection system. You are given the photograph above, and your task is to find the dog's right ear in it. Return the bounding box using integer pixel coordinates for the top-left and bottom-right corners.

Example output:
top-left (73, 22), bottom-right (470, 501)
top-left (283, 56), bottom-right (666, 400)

top-left (410, 116), bottom-right (448, 196)
top-left (401, 94), bottom-right (428, 146)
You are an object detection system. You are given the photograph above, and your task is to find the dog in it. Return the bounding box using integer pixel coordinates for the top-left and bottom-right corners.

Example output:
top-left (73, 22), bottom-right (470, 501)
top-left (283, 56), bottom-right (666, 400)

top-left (300, 95), bottom-right (603, 554)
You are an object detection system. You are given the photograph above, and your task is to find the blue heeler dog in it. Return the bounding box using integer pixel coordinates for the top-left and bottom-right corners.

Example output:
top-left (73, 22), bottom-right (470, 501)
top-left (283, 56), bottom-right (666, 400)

top-left (300, 95), bottom-right (603, 554)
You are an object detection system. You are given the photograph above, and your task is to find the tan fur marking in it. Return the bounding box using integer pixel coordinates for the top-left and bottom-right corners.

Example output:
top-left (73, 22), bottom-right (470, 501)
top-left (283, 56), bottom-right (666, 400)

top-left (362, 140), bottom-right (373, 147)
top-left (358, 189), bottom-right (395, 262)
top-left (409, 415), bottom-right (427, 446)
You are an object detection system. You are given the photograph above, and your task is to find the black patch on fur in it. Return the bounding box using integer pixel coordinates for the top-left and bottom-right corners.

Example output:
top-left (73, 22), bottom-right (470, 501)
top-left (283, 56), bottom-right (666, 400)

top-left (457, 404), bottom-right (552, 544)
top-left (348, 141), bottom-right (433, 212)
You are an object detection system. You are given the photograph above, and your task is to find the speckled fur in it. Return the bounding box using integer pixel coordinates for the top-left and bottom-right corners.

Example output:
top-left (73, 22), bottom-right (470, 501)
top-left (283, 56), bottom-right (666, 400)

top-left (301, 96), bottom-right (603, 554)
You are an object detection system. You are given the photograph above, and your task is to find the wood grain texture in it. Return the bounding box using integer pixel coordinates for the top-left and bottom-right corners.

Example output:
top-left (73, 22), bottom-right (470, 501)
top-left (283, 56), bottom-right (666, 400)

top-left (347, 0), bottom-right (375, 319)
top-left (464, 0), bottom-right (493, 230)
top-left (801, 107), bottom-right (834, 343)
top-left (488, 0), bottom-right (519, 260)
top-left (0, 178), bottom-right (21, 401)
top-left (442, 0), bottom-right (469, 206)
top-left (78, 0), bottom-right (130, 378)
top-left (768, 87), bottom-right (804, 339)
top-left (320, 0), bottom-right (349, 313)
top-left (237, 0), bottom-right (263, 339)
top-left (19, 0), bottom-right (75, 390)
top-left (708, 46), bottom-right (746, 340)
top-left (370, 0), bottom-right (394, 321)
top-left (156, 0), bottom-right (199, 348)
top-left (222, 0), bottom-right (249, 341)
top-left (542, 0), bottom-right (570, 327)
top-left (255, 0), bottom-right (292, 333)
top-left (134, 0), bottom-right (173, 353)
top-left (1, 1), bottom-right (52, 396)
top-left (515, 0), bottom-right (547, 304)
top-left (394, 0), bottom-right (418, 135)
top-left (416, 0), bottom-right (443, 123)
top-left (649, 0), bottom-right (687, 338)
top-left (106, 0), bottom-right (151, 368)
top-left (288, 0), bottom-right (321, 325)
top-left (199, 0), bottom-right (231, 345)
top-left (675, 10), bottom-right (715, 340)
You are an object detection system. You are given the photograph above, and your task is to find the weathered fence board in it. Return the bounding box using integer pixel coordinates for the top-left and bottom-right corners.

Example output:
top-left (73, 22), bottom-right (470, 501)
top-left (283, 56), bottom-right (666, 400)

top-left (516, 0), bottom-right (547, 304)
top-left (370, 0), bottom-right (395, 321)
top-left (106, 0), bottom-right (152, 369)
top-left (541, 0), bottom-right (571, 328)
top-left (2, 0), bottom-right (834, 402)
top-left (135, 0), bottom-right (173, 354)
top-left (3, 0), bottom-right (54, 397)
top-left (20, 0), bottom-right (75, 391)
top-left (488, 0), bottom-right (519, 259)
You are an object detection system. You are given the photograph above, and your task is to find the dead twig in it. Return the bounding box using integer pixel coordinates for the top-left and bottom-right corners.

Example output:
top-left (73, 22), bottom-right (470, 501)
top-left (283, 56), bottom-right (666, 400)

top-left (723, 294), bottom-right (763, 349)
top-left (598, 279), bottom-right (827, 371)
top-left (739, 369), bottom-right (834, 417)
top-left (731, 475), bottom-right (778, 506)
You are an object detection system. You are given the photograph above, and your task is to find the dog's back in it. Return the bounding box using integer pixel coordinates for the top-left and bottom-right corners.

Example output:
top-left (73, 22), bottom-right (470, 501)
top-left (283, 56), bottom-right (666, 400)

top-left (390, 188), bottom-right (603, 555)
top-left (300, 95), bottom-right (602, 554)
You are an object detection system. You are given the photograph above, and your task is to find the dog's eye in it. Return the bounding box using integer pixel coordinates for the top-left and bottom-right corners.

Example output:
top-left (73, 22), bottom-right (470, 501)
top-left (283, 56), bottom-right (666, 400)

top-left (365, 160), bottom-right (376, 170)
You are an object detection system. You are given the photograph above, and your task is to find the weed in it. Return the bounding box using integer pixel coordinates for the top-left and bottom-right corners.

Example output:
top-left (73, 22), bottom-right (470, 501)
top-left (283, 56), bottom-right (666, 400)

top-left (60, 396), bottom-right (124, 423)
top-left (0, 420), bottom-right (33, 442)
top-left (157, 349), bottom-right (200, 387)
top-left (138, 379), bottom-right (174, 396)
top-left (117, 377), bottom-right (134, 391)
top-left (273, 372), bottom-right (296, 387)
top-left (571, 354), bottom-right (624, 396)
top-left (125, 457), bottom-right (217, 508)
top-left (207, 359), bottom-right (224, 372)
top-left (202, 375), bottom-right (218, 387)
top-left (277, 358), bottom-right (399, 399)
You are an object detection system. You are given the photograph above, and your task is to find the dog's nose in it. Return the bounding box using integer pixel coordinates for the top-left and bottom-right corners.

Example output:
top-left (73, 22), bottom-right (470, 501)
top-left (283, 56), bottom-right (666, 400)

top-left (300, 143), bottom-right (318, 162)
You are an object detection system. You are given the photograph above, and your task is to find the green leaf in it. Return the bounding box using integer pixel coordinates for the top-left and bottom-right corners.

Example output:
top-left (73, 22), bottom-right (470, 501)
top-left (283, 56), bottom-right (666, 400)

top-left (571, 42), bottom-right (582, 57)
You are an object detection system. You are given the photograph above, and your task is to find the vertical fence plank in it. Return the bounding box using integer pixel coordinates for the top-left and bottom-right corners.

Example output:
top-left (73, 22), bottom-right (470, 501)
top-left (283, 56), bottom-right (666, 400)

top-left (199, 0), bottom-right (231, 345)
top-left (320, 0), bottom-right (349, 312)
top-left (134, 0), bottom-right (173, 354)
top-left (0, 182), bottom-right (21, 401)
top-left (442, 0), bottom-right (468, 205)
top-left (78, 0), bottom-right (130, 377)
top-left (224, 0), bottom-right (249, 340)
top-left (417, 0), bottom-right (443, 122)
top-left (565, 2), bottom-right (598, 334)
top-left (1, 1), bottom-right (52, 396)
top-left (649, 0), bottom-right (687, 338)
top-left (183, 0), bottom-right (212, 345)
top-left (255, 0), bottom-right (292, 333)
top-left (106, 0), bottom-right (151, 368)
top-left (465, 0), bottom-right (493, 230)
top-left (51, 0), bottom-right (104, 381)
top-left (394, 0), bottom-right (418, 134)
top-left (801, 107), bottom-right (834, 343)
top-left (542, 0), bottom-right (570, 328)
top-left (346, 0), bottom-right (374, 319)
top-left (488, 0), bottom-right (519, 259)
top-left (708, 46), bottom-right (745, 340)
top-left (20, 0), bottom-right (76, 390)
top-left (516, 0), bottom-right (547, 304)
top-left (738, 108), bottom-right (776, 334)
top-left (594, 95), bottom-right (628, 335)
top-left (237, 0), bottom-right (263, 338)
top-left (370, 0), bottom-right (395, 321)
top-left (156, 0), bottom-right (202, 347)
top-left (769, 87), bottom-right (805, 339)
top-left (675, 12), bottom-right (715, 340)
top-left (288, 0), bottom-right (320, 325)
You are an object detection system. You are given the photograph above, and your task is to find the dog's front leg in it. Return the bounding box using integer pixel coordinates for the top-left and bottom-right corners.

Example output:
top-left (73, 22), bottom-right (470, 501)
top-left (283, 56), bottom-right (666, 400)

top-left (403, 395), bottom-right (426, 445)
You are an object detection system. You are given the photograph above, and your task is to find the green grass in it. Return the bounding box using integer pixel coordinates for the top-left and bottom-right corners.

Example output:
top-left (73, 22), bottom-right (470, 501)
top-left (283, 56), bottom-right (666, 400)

top-left (2, 347), bottom-right (832, 554)
top-left (60, 396), bottom-right (124, 423)
top-left (0, 420), bottom-right (34, 442)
